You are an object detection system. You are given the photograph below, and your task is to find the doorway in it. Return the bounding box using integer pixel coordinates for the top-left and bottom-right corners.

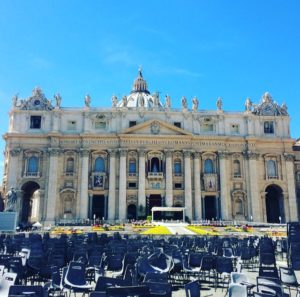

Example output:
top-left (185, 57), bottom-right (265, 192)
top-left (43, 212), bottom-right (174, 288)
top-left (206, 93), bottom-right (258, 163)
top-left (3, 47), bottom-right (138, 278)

top-left (204, 196), bottom-right (217, 220)
top-left (91, 195), bottom-right (105, 220)
top-left (265, 185), bottom-right (285, 223)
top-left (21, 182), bottom-right (40, 224)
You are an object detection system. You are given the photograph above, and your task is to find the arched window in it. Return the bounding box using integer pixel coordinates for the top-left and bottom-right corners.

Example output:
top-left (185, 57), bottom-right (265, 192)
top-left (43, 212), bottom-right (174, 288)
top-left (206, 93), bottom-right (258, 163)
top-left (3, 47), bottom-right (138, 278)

top-left (174, 159), bottom-right (182, 174)
top-left (66, 157), bottom-right (74, 173)
top-left (95, 157), bottom-right (105, 172)
top-left (151, 157), bottom-right (160, 172)
top-left (129, 159), bottom-right (137, 174)
top-left (204, 159), bottom-right (214, 174)
top-left (267, 160), bottom-right (277, 178)
top-left (27, 156), bottom-right (39, 174)
top-left (233, 160), bottom-right (241, 177)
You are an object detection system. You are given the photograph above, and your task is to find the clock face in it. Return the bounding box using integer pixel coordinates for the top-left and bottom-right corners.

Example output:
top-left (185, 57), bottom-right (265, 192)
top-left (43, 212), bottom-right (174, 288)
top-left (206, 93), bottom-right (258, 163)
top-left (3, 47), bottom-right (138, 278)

top-left (34, 99), bottom-right (40, 106)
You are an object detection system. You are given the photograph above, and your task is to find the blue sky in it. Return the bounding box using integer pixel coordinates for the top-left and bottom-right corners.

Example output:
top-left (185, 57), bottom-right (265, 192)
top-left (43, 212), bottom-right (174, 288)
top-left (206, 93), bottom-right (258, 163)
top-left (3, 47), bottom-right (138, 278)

top-left (0, 1), bottom-right (300, 183)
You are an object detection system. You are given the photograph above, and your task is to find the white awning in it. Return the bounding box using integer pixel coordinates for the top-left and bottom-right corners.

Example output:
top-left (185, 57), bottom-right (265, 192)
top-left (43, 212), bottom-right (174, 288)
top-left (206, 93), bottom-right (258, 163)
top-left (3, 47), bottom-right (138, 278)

top-left (151, 207), bottom-right (185, 212)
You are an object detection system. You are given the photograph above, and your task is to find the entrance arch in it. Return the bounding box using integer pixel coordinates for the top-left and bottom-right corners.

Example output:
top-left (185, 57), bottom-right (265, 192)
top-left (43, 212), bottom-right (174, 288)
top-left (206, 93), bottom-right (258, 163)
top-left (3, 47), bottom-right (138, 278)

top-left (21, 181), bottom-right (40, 223)
top-left (127, 204), bottom-right (137, 220)
top-left (265, 185), bottom-right (285, 223)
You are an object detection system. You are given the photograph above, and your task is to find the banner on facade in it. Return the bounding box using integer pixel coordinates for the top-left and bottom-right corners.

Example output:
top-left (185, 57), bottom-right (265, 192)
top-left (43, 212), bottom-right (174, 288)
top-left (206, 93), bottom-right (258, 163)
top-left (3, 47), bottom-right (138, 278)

top-left (0, 212), bottom-right (18, 232)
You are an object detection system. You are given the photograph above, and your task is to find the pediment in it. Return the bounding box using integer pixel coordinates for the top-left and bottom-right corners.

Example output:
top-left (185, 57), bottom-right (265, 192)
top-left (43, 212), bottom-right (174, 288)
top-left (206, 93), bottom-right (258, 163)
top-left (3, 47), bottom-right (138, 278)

top-left (121, 119), bottom-right (192, 136)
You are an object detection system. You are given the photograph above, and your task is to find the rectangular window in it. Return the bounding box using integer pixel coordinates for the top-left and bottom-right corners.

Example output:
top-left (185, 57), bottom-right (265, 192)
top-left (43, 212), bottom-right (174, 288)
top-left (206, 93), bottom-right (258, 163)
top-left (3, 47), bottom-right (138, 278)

top-left (67, 120), bottom-right (77, 131)
top-left (95, 121), bottom-right (106, 129)
top-left (201, 124), bottom-right (214, 132)
top-left (264, 121), bottom-right (274, 134)
top-left (30, 116), bottom-right (41, 129)
top-left (128, 182), bottom-right (137, 188)
top-left (231, 124), bottom-right (240, 134)
top-left (129, 121), bottom-right (137, 127)
top-left (174, 122), bottom-right (181, 128)
top-left (174, 183), bottom-right (182, 189)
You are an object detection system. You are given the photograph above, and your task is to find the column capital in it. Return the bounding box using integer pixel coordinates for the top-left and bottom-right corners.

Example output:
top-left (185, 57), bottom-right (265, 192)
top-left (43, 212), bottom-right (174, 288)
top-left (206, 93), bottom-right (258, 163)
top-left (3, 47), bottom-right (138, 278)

top-left (283, 153), bottom-right (295, 162)
top-left (119, 148), bottom-right (127, 157)
top-left (138, 149), bottom-right (146, 157)
top-left (164, 150), bottom-right (173, 158)
top-left (80, 148), bottom-right (90, 157)
top-left (108, 149), bottom-right (117, 158)
top-left (10, 148), bottom-right (21, 157)
top-left (244, 150), bottom-right (260, 160)
top-left (218, 151), bottom-right (229, 159)
top-left (183, 150), bottom-right (192, 158)
top-left (48, 148), bottom-right (61, 156)
top-left (193, 152), bottom-right (201, 159)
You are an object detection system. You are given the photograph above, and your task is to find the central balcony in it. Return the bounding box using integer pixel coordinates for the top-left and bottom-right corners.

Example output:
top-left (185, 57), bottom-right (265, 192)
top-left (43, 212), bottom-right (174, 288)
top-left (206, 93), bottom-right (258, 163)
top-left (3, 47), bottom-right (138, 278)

top-left (147, 172), bottom-right (164, 180)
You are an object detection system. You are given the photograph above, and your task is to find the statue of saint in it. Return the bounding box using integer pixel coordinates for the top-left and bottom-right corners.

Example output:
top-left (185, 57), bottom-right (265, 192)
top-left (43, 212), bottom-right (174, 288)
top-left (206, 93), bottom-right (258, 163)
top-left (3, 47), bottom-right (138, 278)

top-left (153, 92), bottom-right (159, 107)
top-left (12, 94), bottom-right (18, 107)
top-left (192, 97), bottom-right (199, 111)
top-left (165, 95), bottom-right (171, 108)
top-left (5, 187), bottom-right (17, 212)
top-left (217, 97), bottom-right (223, 110)
top-left (84, 94), bottom-right (91, 107)
top-left (181, 96), bottom-right (187, 109)
top-left (122, 96), bottom-right (127, 107)
top-left (112, 95), bottom-right (118, 107)
top-left (245, 97), bottom-right (252, 111)
top-left (54, 93), bottom-right (61, 108)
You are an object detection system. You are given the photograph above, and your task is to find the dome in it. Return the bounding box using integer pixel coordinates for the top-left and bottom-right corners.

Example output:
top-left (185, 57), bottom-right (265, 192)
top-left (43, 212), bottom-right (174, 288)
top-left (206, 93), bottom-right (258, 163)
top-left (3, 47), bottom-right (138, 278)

top-left (117, 68), bottom-right (163, 109)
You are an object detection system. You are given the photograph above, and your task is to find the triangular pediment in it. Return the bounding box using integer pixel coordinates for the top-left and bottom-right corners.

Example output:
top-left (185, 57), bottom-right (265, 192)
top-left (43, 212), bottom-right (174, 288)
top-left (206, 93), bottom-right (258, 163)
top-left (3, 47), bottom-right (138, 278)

top-left (121, 119), bottom-right (192, 136)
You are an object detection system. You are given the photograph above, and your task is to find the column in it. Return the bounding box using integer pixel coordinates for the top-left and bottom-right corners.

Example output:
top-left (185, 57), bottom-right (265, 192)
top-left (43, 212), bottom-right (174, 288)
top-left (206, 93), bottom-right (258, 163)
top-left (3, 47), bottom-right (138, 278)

top-left (118, 149), bottom-right (127, 220)
top-left (83, 112), bottom-right (90, 133)
top-left (282, 192), bottom-right (290, 223)
top-left (193, 152), bottom-right (202, 220)
top-left (165, 150), bottom-right (173, 207)
top-left (45, 148), bottom-right (60, 224)
top-left (138, 149), bottom-right (146, 215)
top-left (247, 152), bottom-right (262, 222)
top-left (108, 150), bottom-right (117, 220)
top-left (7, 148), bottom-right (21, 189)
top-left (79, 149), bottom-right (90, 219)
top-left (219, 151), bottom-right (230, 220)
top-left (284, 154), bottom-right (298, 221)
top-left (184, 150), bottom-right (192, 220)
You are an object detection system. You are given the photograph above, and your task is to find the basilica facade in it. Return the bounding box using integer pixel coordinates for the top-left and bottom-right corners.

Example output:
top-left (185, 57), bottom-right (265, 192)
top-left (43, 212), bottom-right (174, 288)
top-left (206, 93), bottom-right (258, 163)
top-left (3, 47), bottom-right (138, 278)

top-left (2, 70), bottom-right (300, 225)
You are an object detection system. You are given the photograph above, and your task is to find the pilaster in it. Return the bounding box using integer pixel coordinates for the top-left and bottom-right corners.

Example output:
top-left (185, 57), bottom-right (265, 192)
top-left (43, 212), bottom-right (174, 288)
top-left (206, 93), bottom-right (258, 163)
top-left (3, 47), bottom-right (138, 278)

top-left (118, 149), bottom-right (127, 220)
top-left (184, 150), bottom-right (192, 220)
top-left (165, 150), bottom-right (173, 207)
top-left (193, 152), bottom-right (202, 220)
top-left (108, 149), bottom-right (117, 220)
top-left (45, 148), bottom-right (61, 224)
top-left (284, 153), bottom-right (298, 221)
top-left (79, 149), bottom-right (90, 219)
top-left (138, 149), bottom-right (146, 215)
top-left (246, 151), bottom-right (261, 222)
top-left (219, 151), bottom-right (231, 220)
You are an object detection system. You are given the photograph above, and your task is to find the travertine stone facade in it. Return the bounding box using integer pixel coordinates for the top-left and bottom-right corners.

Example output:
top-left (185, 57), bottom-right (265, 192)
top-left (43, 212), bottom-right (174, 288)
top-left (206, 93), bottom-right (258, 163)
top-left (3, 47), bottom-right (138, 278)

top-left (2, 71), bottom-right (300, 224)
